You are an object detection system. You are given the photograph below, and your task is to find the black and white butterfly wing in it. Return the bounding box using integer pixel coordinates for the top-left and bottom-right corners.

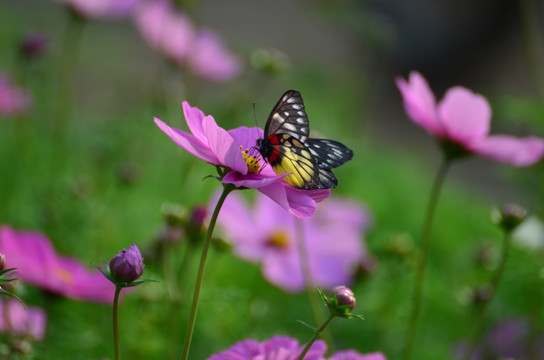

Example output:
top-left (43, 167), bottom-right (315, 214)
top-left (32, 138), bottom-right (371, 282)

top-left (264, 90), bottom-right (309, 142)
top-left (258, 90), bottom-right (353, 190)
top-left (305, 138), bottom-right (354, 170)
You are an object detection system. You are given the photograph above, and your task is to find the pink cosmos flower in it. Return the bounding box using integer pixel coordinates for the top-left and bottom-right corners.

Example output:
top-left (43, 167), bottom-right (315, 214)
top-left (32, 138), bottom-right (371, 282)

top-left (396, 71), bottom-right (544, 166)
top-left (0, 299), bottom-right (47, 341)
top-left (213, 192), bottom-right (372, 292)
top-left (207, 336), bottom-right (327, 360)
top-left (207, 335), bottom-right (386, 360)
top-left (155, 101), bottom-right (330, 219)
top-left (55, 0), bottom-right (140, 19)
top-left (0, 226), bottom-right (116, 303)
top-left (133, 0), bottom-right (241, 82)
top-left (0, 72), bottom-right (31, 118)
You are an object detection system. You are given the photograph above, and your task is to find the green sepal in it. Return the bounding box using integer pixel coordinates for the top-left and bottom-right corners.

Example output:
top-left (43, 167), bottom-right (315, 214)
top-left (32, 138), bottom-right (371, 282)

top-left (0, 287), bottom-right (25, 307)
top-left (94, 259), bottom-right (158, 288)
top-left (296, 319), bottom-right (318, 331)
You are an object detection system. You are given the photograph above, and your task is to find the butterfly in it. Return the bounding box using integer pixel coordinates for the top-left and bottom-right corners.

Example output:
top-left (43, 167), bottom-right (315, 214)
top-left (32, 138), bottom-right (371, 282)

top-left (256, 90), bottom-right (353, 190)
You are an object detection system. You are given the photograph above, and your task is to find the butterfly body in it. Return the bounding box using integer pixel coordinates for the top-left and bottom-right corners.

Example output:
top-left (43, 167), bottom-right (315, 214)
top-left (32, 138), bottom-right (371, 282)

top-left (257, 90), bottom-right (353, 190)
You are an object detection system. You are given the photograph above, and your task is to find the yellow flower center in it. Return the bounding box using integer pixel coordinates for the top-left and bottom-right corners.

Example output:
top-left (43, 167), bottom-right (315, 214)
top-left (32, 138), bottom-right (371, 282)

top-left (240, 145), bottom-right (262, 174)
top-left (53, 266), bottom-right (74, 285)
top-left (266, 231), bottom-right (290, 250)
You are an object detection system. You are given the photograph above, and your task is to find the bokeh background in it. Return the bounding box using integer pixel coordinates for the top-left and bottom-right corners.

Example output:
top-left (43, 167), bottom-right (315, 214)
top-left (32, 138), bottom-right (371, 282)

top-left (1, 0), bottom-right (544, 359)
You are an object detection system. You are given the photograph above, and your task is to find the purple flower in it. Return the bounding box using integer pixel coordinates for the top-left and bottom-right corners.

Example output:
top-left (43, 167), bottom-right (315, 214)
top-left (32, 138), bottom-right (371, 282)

top-left (0, 299), bottom-right (47, 341)
top-left (0, 72), bottom-right (31, 118)
top-left (55, 0), bottom-right (140, 19)
top-left (133, 0), bottom-right (241, 82)
top-left (207, 335), bottom-right (327, 360)
top-left (155, 101), bottom-right (330, 218)
top-left (109, 244), bottom-right (144, 283)
top-left (0, 226), bottom-right (116, 303)
top-left (207, 335), bottom-right (387, 360)
top-left (214, 192), bottom-right (372, 292)
top-left (396, 71), bottom-right (544, 166)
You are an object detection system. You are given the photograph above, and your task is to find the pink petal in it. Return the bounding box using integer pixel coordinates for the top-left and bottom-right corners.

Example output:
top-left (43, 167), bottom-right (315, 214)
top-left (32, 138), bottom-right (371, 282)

top-left (133, 0), bottom-right (193, 61)
top-left (222, 171), bottom-right (286, 188)
top-left (228, 126), bottom-right (263, 150)
top-left (0, 226), bottom-right (58, 289)
top-left (396, 71), bottom-right (443, 136)
top-left (182, 101), bottom-right (208, 143)
top-left (186, 29), bottom-right (242, 82)
top-left (213, 192), bottom-right (265, 261)
top-left (203, 116), bottom-right (248, 174)
top-left (469, 135), bottom-right (544, 167)
top-left (55, 257), bottom-right (116, 303)
top-left (0, 300), bottom-right (47, 341)
top-left (257, 184), bottom-right (329, 219)
top-left (262, 251), bottom-right (304, 292)
top-left (154, 117), bottom-right (220, 165)
top-left (438, 86), bottom-right (491, 144)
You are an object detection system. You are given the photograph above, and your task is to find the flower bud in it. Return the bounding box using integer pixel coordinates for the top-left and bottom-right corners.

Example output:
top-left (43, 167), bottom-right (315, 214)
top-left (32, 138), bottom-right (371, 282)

top-left (160, 203), bottom-right (186, 226)
top-left (333, 286), bottom-right (356, 310)
top-left (0, 253), bottom-right (6, 271)
top-left (19, 32), bottom-right (48, 59)
top-left (328, 286), bottom-right (357, 317)
top-left (187, 206), bottom-right (207, 243)
top-left (492, 204), bottom-right (527, 232)
top-left (109, 244), bottom-right (144, 283)
top-left (250, 48), bottom-right (290, 75)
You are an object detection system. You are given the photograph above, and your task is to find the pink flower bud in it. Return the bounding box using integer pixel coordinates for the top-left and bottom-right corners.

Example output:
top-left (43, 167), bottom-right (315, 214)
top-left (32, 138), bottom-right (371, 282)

top-left (109, 244), bottom-right (144, 283)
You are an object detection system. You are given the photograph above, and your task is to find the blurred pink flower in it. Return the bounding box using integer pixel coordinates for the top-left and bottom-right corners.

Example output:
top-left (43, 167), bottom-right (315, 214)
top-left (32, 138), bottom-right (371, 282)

top-left (207, 336), bottom-right (327, 360)
top-left (214, 192), bottom-right (373, 292)
top-left (155, 101), bottom-right (329, 218)
top-left (133, 0), bottom-right (241, 82)
top-left (0, 299), bottom-right (47, 341)
top-left (0, 72), bottom-right (31, 118)
top-left (396, 71), bottom-right (544, 166)
top-left (186, 29), bottom-right (242, 82)
top-left (207, 335), bottom-right (387, 360)
top-left (56, 0), bottom-right (140, 19)
top-left (0, 226), bottom-right (116, 303)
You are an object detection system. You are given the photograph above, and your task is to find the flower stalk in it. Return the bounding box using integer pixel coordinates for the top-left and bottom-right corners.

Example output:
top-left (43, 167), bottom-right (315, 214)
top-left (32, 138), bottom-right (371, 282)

top-left (402, 158), bottom-right (451, 360)
top-left (464, 205), bottom-right (526, 359)
top-left (112, 285), bottom-right (122, 360)
top-left (180, 184), bottom-right (234, 360)
top-left (297, 314), bottom-right (335, 360)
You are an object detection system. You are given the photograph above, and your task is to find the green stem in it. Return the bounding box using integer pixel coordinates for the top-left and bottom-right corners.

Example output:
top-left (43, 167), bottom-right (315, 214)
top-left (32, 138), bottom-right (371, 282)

top-left (180, 184), bottom-right (234, 360)
top-left (464, 230), bottom-right (513, 359)
top-left (295, 218), bottom-right (335, 351)
top-left (297, 314), bottom-right (335, 360)
top-left (401, 159), bottom-right (451, 360)
top-left (113, 285), bottom-right (122, 360)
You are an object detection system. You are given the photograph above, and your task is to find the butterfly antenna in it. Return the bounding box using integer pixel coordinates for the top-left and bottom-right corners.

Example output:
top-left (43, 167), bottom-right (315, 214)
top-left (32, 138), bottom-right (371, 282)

top-left (252, 102), bottom-right (259, 127)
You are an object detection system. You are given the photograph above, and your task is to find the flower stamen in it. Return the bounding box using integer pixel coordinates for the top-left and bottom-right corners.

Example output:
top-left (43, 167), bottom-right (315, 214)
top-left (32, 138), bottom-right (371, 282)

top-left (240, 145), bottom-right (262, 174)
top-left (266, 231), bottom-right (290, 250)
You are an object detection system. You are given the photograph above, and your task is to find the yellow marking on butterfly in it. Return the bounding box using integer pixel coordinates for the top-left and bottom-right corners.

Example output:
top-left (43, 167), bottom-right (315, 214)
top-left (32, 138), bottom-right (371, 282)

top-left (273, 148), bottom-right (314, 188)
top-left (240, 145), bottom-right (261, 174)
